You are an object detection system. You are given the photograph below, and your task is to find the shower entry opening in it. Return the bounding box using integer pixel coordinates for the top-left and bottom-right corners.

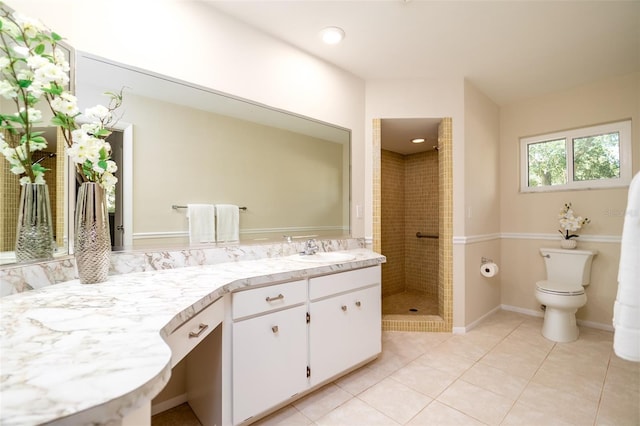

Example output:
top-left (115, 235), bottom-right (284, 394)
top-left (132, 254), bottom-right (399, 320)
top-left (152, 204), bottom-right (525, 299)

top-left (374, 117), bottom-right (453, 332)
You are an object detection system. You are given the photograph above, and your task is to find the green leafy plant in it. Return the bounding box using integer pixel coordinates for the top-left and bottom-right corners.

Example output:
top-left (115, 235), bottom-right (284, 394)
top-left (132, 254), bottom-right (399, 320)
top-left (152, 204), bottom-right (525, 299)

top-left (0, 2), bottom-right (122, 191)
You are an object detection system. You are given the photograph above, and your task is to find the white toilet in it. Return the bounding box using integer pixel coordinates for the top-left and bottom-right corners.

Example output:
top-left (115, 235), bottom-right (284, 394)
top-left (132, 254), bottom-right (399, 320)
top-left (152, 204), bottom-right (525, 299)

top-left (535, 247), bottom-right (597, 342)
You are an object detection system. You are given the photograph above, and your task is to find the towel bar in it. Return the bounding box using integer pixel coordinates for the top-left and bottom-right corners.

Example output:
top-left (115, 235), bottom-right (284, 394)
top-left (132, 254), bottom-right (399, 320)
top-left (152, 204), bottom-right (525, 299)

top-left (172, 205), bottom-right (247, 210)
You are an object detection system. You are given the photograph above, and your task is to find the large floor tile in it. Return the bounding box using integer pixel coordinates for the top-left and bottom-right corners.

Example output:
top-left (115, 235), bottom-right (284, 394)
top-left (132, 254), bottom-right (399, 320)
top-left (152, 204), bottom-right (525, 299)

top-left (459, 362), bottom-right (528, 401)
top-left (358, 377), bottom-right (432, 424)
top-left (533, 356), bottom-right (607, 402)
top-left (389, 359), bottom-right (458, 398)
top-left (334, 364), bottom-right (389, 396)
top-left (501, 400), bottom-right (574, 426)
top-left (436, 379), bottom-right (514, 425)
top-left (406, 401), bottom-right (486, 426)
top-left (314, 397), bottom-right (399, 426)
top-left (412, 347), bottom-right (476, 376)
top-left (517, 381), bottom-right (599, 425)
top-left (292, 383), bottom-right (352, 422)
top-left (251, 406), bottom-right (312, 426)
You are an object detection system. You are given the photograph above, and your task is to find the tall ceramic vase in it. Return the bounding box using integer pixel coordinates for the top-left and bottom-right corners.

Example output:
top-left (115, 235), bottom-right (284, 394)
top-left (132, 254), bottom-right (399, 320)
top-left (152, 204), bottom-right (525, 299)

top-left (75, 182), bottom-right (111, 284)
top-left (15, 183), bottom-right (54, 262)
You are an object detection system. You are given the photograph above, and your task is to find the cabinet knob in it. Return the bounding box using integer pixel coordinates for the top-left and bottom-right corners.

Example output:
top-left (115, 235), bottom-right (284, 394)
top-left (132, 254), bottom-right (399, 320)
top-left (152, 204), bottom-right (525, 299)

top-left (341, 305), bottom-right (347, 312)
top-left (355, 301), bottom-right (361, 307)
top-left (272, 325), bottom-right (279, 334)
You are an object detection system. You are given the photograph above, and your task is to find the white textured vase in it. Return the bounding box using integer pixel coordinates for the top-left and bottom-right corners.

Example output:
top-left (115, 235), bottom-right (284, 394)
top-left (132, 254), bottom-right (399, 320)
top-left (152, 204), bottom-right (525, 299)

top-left (560, 239), bottom-right (578, 249)
top-left (75, 182), bottom-right (111, 284)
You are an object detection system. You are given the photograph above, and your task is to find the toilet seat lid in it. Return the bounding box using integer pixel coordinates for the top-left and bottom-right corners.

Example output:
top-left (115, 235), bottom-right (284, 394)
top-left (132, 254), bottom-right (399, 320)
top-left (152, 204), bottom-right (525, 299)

top-left (536, 280), bottom-right (585, 296)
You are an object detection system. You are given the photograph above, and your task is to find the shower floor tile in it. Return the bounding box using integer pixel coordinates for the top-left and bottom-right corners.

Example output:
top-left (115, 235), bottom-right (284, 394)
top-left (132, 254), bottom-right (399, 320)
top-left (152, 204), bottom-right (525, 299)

top-left (382, 289), bottom-right (438, 316)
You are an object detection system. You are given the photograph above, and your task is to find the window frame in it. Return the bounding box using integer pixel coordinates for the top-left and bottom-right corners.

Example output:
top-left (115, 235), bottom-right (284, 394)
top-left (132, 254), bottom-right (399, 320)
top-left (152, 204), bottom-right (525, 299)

top-left (520, 119), bottom-right (632, 193)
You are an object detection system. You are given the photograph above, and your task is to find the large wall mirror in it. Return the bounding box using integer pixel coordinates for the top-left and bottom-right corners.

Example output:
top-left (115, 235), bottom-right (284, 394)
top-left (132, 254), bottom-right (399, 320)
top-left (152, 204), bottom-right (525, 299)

top-left (76, 52), bottom-right (351, 251)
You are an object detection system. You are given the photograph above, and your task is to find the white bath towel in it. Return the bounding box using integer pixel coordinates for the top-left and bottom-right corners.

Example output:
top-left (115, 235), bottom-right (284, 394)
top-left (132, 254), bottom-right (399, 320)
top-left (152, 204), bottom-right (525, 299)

top-left (613, 171), bottom-right (640, 362)
top-left (187, 204), bottom-right (215, 244)
top-left (216, 204), bottom-right (239, 242)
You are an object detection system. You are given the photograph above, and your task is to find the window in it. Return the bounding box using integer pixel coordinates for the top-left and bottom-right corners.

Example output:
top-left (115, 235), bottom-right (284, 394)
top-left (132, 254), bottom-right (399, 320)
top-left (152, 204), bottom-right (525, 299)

top-left (520, 120), bottom-right (632, 192)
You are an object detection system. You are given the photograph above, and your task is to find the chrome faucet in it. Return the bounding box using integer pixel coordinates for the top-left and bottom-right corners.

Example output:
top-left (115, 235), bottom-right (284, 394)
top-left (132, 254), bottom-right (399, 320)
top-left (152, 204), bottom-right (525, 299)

top-left (301, 239), bottom-right (319, 255)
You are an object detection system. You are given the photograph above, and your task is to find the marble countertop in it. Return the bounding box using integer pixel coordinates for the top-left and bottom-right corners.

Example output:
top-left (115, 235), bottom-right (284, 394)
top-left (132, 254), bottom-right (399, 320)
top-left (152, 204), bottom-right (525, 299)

top-left (0, 249), bottom-right (384, 426)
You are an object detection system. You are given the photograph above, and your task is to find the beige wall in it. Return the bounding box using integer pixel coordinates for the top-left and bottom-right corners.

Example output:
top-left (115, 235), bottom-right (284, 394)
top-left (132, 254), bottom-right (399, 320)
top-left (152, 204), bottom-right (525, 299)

top-left (499, 72), bottom-right (640, 327)
top-left (119, 94), bottom-right (344, 244)
top-left (461, 81), bottom-right (502, 326)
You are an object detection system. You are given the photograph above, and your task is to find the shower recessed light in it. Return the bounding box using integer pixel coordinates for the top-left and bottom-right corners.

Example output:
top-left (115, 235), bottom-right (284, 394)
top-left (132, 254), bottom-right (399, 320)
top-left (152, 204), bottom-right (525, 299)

top-left (411, 138), bottom-right (425, 144)
top-left (319, 26), bottom-right (345, 45)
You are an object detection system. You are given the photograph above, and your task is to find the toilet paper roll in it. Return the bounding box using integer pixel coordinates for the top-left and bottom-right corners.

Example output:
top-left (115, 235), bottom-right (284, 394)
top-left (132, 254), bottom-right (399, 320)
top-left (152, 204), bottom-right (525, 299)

top-left (481, 262), bottom-right (499, 278)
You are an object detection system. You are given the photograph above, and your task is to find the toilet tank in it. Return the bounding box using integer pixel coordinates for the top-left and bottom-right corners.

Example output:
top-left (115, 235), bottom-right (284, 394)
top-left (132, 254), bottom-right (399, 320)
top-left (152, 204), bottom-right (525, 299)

top-left (539, 248), bottom-right (598, 286)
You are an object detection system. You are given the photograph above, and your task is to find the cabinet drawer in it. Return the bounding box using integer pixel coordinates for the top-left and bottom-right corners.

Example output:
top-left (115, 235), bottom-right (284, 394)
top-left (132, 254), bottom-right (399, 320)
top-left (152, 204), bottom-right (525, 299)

top-left (233, 280), bottom-right (307, 320)
top-left (165, 298), bottom-right (224, 367)
top-left (309, 266), bottom-right (380, 301)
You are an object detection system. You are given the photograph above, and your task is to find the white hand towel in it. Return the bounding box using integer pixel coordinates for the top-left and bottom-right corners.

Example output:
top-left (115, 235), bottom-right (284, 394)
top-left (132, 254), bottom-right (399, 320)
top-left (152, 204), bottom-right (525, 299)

top-left (187, 204), bottom-right (215, 244)
top-left (216, 204), bottom-right (239, 242)
top-left (613, 171), bottom-right (640, 362)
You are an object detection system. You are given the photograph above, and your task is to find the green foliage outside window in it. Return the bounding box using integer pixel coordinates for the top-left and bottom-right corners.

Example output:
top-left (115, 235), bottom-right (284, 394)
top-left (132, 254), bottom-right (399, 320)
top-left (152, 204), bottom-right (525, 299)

top-left (527, 138), bottom-right (566, 187)
top-left (573, 132), bottom-right (620, 181)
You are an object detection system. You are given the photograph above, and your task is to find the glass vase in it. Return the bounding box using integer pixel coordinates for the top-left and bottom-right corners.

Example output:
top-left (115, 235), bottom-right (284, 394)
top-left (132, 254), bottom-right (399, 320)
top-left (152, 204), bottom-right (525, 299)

top-left (75, 182), bottom-right (111, 284)
top-left (15, 183), bottom-right (54, 262)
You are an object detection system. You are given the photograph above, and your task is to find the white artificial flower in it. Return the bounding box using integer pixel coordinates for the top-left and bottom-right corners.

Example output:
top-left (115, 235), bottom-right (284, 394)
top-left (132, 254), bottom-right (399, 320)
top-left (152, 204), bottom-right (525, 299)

top-left (28, 139), bottom-right (47, 152)
top-left (11, 164), bottom-right (25, 175)
top-left (34, 62), bottom-right (68, 86)
top-left (100, 171), bottom-right (118, 191)
top-left (106, 160), bottom-right (117, 173)
top-left (53, 49), bottom-right (70, 72)
top-left (12, 45), bottom-right (29, 57)
top-left (84, 104), bottom-right (111, 122)
top-left (12, 12), bottom-right (48, 39)
top-left (0, 80), bottom-right (16, 99)
top-left (33, 172), bottom-right (45, 184)
top-left (79, 122), bottom-right (102, 136)
top-left (26, 79), bottom-right (44, 98)
top-left (19, 176), bottom-right (31, 185)
top-left (16, 107), bottom-right (43, 123)
top-left (0, 56), bottom-right (9, 69)
top-left (26, 54), bottom-right (49, 70)
top-left (50, 92), bottom-right (79, 116)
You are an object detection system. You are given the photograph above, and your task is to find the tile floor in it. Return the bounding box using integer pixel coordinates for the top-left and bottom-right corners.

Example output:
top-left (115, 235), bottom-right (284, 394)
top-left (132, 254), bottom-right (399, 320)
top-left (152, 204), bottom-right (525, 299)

top-left (382, 290), bottom-right (439, 316)
top-left (153, 310), bottom-right (640, 426)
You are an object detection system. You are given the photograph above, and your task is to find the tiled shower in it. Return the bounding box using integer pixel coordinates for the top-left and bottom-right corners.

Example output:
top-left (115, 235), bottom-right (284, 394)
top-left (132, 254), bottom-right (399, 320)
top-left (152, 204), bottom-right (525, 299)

top-left (380, 148), bottom-right (439, 317)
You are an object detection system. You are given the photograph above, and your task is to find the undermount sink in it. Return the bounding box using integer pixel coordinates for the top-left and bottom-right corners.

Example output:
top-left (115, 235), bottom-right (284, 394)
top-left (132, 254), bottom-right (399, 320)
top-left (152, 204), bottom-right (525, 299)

top-left (287, 252), bottom-right (356, 263)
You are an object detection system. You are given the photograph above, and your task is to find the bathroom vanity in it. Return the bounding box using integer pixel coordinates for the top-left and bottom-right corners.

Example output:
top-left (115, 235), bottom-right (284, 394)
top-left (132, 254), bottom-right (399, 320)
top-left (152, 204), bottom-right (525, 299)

top-left (0, 248), bottom-right (384, 426)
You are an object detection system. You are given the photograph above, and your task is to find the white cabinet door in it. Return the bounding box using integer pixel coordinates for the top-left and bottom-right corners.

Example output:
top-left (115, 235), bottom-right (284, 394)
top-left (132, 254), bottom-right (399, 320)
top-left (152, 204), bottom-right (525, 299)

top-left (232, 304), bottom-right (308, 424)
top-left (309, 284), bottom-right (381, 387)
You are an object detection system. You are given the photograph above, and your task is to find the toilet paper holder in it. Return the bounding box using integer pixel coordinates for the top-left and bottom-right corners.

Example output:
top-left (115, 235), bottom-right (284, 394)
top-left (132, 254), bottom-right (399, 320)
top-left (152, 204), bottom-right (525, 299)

top-left (481, 257), bottom-right (494, 265)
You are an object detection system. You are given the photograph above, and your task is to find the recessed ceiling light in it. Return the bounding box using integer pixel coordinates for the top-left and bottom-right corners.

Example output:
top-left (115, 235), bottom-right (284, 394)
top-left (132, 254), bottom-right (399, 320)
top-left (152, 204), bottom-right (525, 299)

top-left (411, 138), bottom-right (426, 144)
top-left (319, 26), bottom-right (345, 45)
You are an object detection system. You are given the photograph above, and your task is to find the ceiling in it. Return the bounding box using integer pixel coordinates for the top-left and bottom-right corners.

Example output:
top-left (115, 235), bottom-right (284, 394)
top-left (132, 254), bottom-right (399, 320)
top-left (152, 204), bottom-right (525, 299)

top-left (205, 0), bottom-right (639, 153)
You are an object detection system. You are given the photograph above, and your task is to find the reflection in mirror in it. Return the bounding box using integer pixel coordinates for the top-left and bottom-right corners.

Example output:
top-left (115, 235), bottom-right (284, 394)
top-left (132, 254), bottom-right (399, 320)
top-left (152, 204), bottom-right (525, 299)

top-left (76, 52), bottom-right (350, 250)
top-left (0, 37), bottom-right (73, 265)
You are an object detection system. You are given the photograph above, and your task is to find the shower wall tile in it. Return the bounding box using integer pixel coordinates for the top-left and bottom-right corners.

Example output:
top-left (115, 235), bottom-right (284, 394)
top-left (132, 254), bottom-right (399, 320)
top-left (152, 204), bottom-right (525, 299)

top-left (405, 151), bottom-right (439, 296)
top-left (381, 150), bottom-right (405, 296)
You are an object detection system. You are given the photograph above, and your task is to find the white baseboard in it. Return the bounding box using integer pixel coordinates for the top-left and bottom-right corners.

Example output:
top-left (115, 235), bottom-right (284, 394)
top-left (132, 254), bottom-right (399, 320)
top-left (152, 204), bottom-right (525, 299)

top-left (151, 393), bottom-right (188, 416)
top-left (501, 304), bottom-right (613, 331)
top-left (577, 319), bottom-right (614, 332)
top-left (455, 305), bottom-right (503, 334)
top-left (501, 304), bottom-right (544, 318)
